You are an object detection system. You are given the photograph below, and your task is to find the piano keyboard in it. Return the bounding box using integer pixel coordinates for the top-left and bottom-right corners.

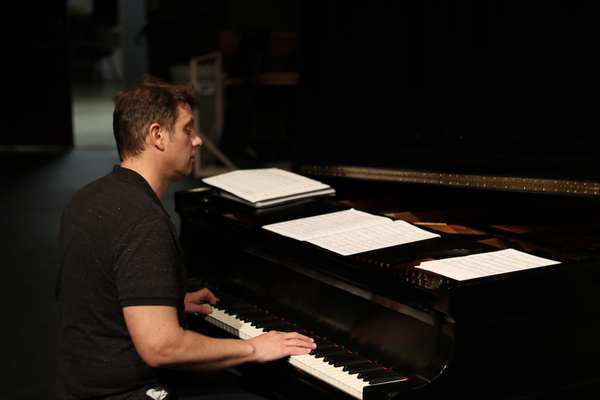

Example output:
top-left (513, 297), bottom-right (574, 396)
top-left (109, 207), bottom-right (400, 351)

top-left (202, 301), bottom-right (406, 399)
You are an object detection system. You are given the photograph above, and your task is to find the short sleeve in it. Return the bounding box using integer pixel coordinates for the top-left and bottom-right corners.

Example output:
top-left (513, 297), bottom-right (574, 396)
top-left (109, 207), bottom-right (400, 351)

top-left (113, 215), bottom-right (184, 308)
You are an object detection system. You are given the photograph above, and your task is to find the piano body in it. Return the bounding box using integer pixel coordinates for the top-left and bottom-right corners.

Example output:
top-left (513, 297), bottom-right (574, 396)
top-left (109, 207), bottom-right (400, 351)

top-left (176, 174), bottom-right (600, 400)
top-left (176, 2), bottom-right (600, 398)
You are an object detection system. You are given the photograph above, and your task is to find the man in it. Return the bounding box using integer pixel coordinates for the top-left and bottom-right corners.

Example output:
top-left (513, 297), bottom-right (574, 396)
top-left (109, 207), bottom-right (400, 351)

top-left (55, 76), bottom-right (315, 400)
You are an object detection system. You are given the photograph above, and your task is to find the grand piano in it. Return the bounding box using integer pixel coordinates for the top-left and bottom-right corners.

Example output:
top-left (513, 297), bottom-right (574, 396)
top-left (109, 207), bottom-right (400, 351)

top-left (176, 2), bottom-right (600, 399)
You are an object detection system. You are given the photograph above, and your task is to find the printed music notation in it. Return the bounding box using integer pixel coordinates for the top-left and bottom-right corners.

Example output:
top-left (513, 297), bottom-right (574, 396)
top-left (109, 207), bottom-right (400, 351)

top-left (202, 168), bottom-right (335, 208)
top-left (416, 248), bottom-right (560, 281)
top-left (263, 208), bottom-right (441, 256)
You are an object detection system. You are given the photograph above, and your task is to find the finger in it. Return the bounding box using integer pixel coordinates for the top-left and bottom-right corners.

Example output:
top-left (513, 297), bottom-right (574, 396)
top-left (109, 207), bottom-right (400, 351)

top-left (285, 339), bottom-right (315, 354)
top-left (288, 337), bottom-right (317, 349)
top-left (280, 331), bottom-right (314, 342)
top-left (188, 304), bottom-right (214, 315)
top-left (197, 289), bottom-right (220, 304)
top-left (269, 332), bottom-right (315, 349)
top-left (287, 346), bottom-right (313, 356)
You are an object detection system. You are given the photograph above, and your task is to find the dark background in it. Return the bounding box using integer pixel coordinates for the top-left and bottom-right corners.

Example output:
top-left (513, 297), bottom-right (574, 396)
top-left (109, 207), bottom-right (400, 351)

top-left (296, 1), bottom-right (600, 180)
top-left (0, 1), bottom-right (599, 399)
top-left (2, 1), bottom-right (599, 177)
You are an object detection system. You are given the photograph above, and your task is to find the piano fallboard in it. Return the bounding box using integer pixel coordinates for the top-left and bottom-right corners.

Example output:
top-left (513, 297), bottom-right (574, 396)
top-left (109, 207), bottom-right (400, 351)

top-left (176, 185), bottom-right (600, 400)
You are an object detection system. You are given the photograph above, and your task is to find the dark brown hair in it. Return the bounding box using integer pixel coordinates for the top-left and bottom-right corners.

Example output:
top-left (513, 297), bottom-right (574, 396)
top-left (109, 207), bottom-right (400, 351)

top-left (113, 75), bottom-right (201, 161)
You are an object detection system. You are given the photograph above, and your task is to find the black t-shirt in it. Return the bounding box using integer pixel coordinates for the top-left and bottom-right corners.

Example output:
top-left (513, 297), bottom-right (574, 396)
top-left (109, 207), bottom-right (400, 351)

top-left (56, 166), bottom-right (188, 400)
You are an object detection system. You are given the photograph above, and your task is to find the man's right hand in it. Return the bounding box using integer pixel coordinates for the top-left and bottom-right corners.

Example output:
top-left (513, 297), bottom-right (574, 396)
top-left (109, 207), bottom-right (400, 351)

top-left (248, 331), bottom-right (316, 363)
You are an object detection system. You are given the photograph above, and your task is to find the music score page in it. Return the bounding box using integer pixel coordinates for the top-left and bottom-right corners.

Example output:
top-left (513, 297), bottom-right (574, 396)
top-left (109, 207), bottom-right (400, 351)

top-left (417, 248), bottom-right (560, 281)
top-left (202, 168), bottom-right (334, 206)
top-left (263, 209), bottom-right (440, 256)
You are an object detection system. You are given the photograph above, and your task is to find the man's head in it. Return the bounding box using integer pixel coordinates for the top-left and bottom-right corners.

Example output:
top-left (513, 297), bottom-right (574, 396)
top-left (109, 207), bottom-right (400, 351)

top-left (113, 75), bottom-right (201, 162)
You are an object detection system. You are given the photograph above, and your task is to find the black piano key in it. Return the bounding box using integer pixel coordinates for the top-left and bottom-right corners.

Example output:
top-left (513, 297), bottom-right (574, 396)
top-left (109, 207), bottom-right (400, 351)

top-left (341, 342), bottom-right (359, 351)
top-left (212, 298), bottom-right (241, 306)
top-left (235, 309), bottom-right (267, 318)
top-left (235, 310), bottom-right (265, 322)
top-left (318, 333), bottom-right (346, 343)
top-left (220, 301), bottom-right (253, 309)
top-left (312, 345), bottom-right (344, 353)
top-left (257, 321), bottom-right (293, 331)
top-left (283, 323), bottom-right (320, 335)
top-left (233, 306), bottom-right (263, 313)
top-left (223, 306), bottom-right (256, 315)
top-left (309, 338), bottom-right (334, 354)
top-left (236, 305), bottom-right (258, 312)
top-left (313, 348), bottom-right (349, 359)
top-left (305, 332), bottom-right (329, 341)
top-left (323, 350), bottom-right (357, 362)
top-left (358, 369), bottom-right (399, 382)
top-left (326, 353), bottom-right (360, 365)
top-left (213, 303), bottom-right (243, 312)
top-left (335, 358), bottom-right (371, 368)
top-left (346, 349), bottom-right (380, 364)
top-left (254, 319), bottom-right (287, 327)
top-left (285, 327), bottom-right (315, 337)
top-left (295, 326), bottom-right (318, 335)
top-left (314, 341), bottom-right (338, 349)
top-left (342, 360), bottom-right (374, 371)
top-left (265, 320), bottom-right (294, 329)
top-left (273, 325), bottom-right (305, 333)
top-left (294, 327), bottom-right (318, 336)
top-left (347, 364), bottom-right (383, 375)
top-left (310, 346), bottom-right (343, 356)
top-left (249, 315), bottom-right (282, 325)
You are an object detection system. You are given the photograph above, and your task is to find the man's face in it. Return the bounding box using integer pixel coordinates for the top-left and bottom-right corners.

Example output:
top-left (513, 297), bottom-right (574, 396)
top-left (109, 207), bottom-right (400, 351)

top-left (164, 103), bottom-right (202, 182)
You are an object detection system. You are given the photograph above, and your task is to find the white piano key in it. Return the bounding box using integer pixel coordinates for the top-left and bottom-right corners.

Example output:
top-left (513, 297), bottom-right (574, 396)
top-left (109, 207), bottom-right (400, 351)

top-left (290, 354), bottom-right (368, 399)
top-left (205, 309), bottom-right (262, 339)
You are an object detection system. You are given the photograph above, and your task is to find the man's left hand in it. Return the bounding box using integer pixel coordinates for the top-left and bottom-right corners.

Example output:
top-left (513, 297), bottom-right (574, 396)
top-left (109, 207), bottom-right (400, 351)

top-left (184, 288), bottom-right (219, 314)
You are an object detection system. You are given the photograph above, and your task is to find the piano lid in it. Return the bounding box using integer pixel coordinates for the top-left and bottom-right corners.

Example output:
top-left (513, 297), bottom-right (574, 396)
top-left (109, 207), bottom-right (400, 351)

top-left (296, 2), bottom-right (600, 196)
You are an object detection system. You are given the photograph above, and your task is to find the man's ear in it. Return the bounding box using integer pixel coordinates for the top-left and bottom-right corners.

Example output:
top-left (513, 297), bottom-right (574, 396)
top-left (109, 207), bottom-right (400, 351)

top-left (148, 123), bottom-right (166, 151)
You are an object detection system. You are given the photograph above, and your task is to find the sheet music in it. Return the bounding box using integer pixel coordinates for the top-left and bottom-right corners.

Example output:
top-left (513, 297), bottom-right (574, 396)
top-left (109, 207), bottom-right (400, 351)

top-left (416, 248), bottom-right (560, 281)
top-left (263, 209), bottom-right (390, 241)
top-left (263, 209), bottom-right (440, 255)
top-left (202, 168), bottom-right (332, 204)
top-left (308, 220), bottom-right (441, 256)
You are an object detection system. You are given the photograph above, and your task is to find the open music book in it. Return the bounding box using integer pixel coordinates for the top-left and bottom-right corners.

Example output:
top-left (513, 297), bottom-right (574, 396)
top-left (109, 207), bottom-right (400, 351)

top-left (202, 168), bottom-right (335, 208)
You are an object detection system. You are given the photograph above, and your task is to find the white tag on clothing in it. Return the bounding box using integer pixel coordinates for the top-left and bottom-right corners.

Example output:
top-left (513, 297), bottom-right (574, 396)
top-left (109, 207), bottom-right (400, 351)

top-left (146, 388), bottom-right (169, 400)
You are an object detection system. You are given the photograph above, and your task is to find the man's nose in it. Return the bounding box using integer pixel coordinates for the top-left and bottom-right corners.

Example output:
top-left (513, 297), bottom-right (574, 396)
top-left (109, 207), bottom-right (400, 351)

top-left (192, 130), bottom-right (203, 146)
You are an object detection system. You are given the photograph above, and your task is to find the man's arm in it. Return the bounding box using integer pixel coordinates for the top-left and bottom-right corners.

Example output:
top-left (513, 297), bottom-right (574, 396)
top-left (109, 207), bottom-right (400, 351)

top-left (123, 305), bottom-right (316, 372)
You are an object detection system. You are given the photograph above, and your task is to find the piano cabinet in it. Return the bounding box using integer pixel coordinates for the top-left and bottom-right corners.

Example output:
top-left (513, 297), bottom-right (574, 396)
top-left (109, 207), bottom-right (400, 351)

top-left (176, 184), bottom-right (600, 400)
